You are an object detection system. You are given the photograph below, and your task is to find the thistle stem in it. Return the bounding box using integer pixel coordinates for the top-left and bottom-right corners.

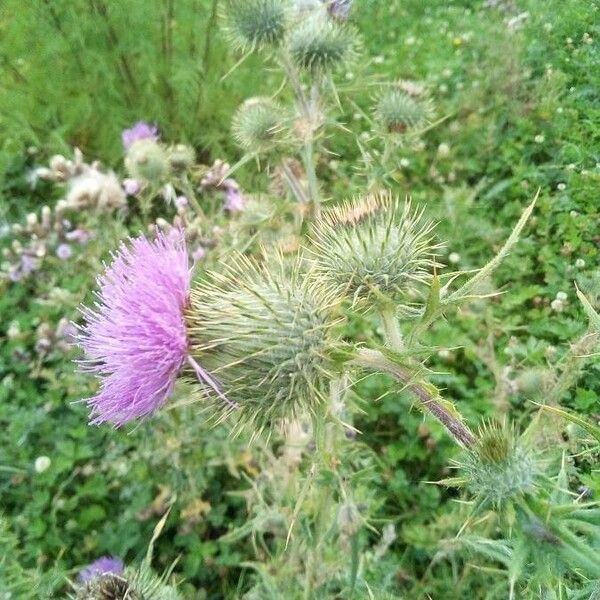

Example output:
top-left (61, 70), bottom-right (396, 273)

top-left (380, 307), bottom-right (404, 350)
top-left (351, 348), bottom-right (475, 448)
top-left (302, 138), bottom-right (321, 218)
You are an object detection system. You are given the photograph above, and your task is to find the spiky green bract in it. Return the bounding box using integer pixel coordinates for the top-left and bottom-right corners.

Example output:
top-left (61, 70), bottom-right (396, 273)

top-left (287, 15), bottom-right (358, 73)
top-left (232, 97), bottom-right (288, 154)
top-left (461, 422), bottom-right (539, 509)
top-left (187, 253), bottom-right (340, 435)
top-left (223, 0), bottom-right (289, 51)
top-left (374, 87), bottom-right (433, 135)
top-left (309, 192), bottom-right (437, 311)
top-left (125, 139), bottom-right (170, 184)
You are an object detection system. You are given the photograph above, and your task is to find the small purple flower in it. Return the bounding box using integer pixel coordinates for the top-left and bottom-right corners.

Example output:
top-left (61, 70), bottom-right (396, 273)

top-left (65, 229), bottom-right (93, 244)
top-left (77, 231), bottom-right (191, 425)
top-left (121, 121), bottom-right (159, 151)
top-left (79, 556), bottom-right (124, 583)
top-left (56, 244), bottom-right (73, 260)
top-left (122, 178), bottom-right (141, 196)
top-left (223, 182), bottom-right (245, 213)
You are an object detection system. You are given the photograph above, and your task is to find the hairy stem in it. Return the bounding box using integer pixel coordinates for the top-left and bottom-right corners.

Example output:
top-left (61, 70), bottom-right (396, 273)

top-left (380, 307), bottom-right (404, 350)
top-left (351, 348), bottom-right (475, 448)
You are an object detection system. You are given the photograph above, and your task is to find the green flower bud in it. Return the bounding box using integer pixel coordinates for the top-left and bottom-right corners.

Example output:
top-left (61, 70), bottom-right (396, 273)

top-left (125, 139), bottom-right (170, 184)
top-left (337, 502), bottom-right (361, 536)
top-left (223, 0), bottom-right (290, 51)
top-left (514, 368), bottom-right (553, 398)
top-left (374, 86), bottom-right (433, 135)
top-left (232, 97), bottom-right (289, 154)
top-left (187, 253), bottom-right (339, 433)
top-left (287, 14), bottom-right (359, 72)
top-left (309, 191), bottom-right (437, 310)
top-left (462, 422), bottom-right (539, 508)
top-left (168, 144), bottom-right (196, 172)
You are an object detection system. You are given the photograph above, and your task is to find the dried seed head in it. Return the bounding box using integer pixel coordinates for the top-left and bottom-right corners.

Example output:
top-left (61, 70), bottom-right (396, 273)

top-left (232, 97), bottom-right (289, 154)
top-left (374, 86), bottom-right (433, 135)
top-left (462, 421), bottom-right (539, 508)
top-left (187, 253), bottom-right (340, 434)
top-left (125, 139), bottom-right (170, 184)
top-left (223, 0), bottom-right (290, 51)
top-left (287, 14), bottom-right (359, 72)
top-left (309, 191), bottom-right (437, 310)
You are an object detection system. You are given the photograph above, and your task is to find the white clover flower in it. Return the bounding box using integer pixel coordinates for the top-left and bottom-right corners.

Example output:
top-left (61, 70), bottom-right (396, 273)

top-left (448, 252), bottom-right (461, 264)
top-left (437, 143), bottom-right (450, 157)
top-left (551, 299), bottom-right (564, 312)
top-left (34, 456), bottom-right (51, 473)
top-left (534, 134), bottom-right (545, 143)
top-left (575, 258), bottom-right (586, 268)
top-left (556, 291), bottom-right (568, 302)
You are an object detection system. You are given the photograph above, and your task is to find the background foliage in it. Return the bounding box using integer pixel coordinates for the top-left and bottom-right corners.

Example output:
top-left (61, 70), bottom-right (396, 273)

top-left (1, 0), bottom-right (599, 598)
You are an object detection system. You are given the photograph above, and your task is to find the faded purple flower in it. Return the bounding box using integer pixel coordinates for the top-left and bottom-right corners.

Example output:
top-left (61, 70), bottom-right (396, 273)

top-left (175, 195), bottom-right (188, 210)
top-left (223, 182), bottom-right (245, 213)
top-left (121, 121), bottom-right (159, 151)
top-left (122, 178), bottom-right (141, 196)
top-left (327, 0), bottom-right (352, 19)
top-left (192, 246), bottom-right (206, 263)
top-left (78, 231), bottom-right (191, 425)
top-left (79, 556), bottom-right (124, 583)
top-left (56, 244), bottom-right (73, 260)
top-left (65, 229), bottom-right (93, 244)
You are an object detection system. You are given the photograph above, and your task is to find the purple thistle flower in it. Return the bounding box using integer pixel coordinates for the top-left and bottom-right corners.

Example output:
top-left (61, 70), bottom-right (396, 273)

top-left (223, 182), bottom-right (245, 213)
top-left (121, 121), bottom-right (159, 151)
top-left (122, 177), bottom-right (141, 196)
top-left (78, 231), bottom-right (232, 426)
top-left (78, 556), bottom-right (124, 583)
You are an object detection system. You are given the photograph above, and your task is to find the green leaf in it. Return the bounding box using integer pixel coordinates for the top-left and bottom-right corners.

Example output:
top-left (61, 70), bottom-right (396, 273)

top-left (576, 284), bottom-right (600, 331)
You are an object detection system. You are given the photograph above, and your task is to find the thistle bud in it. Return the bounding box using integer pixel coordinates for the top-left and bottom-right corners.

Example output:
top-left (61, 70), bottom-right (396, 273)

top-left (514, 368), bottom-right (553, 398)
top-left (168, 144), bottom-right (196, 172)
top-left (232, 97), bottom-right (288, 154)
top-left (287, 14), bottom-right (359, 72)
top-left (309, 191), bottom-right (437, 309)
top-left (125, 139), bottom-right (170, 184)
top-left (223, 0), bottom-right (290, 51)
top-left (337, 502), bottom-right (361, 536)
top-left (461, 422), bottom-right (539, 508)
top-left (374, 86), bottom-right (433, 135)
top-left (187, 253), bottom-right (339, 432)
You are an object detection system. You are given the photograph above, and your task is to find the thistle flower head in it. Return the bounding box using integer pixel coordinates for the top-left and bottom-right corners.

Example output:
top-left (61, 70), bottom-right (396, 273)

top-left (168, 144), bottom-right (196, 172)
top-left (121, 121), bottom-right (159, 151)
top-left (326, 0), bottom-right (352, 20)
top-left (374, 86), bottom-right (433, 135)
top-left (232, 97), bottom-right (288, 154)
top-left (287, 14), bottom-right (359, 72)
top-left (125, 139), bottom-right (170, 184)
top-left (309, 192), bottom-right (437, 310)
top-left (77, 231), bottom-right (190, 426)
top-left (76, 574), bottom-right (142, 600)
top-left (79, 557), bottom-right (124, 583)
top-left (223, 0), bottom-right (290, 51)
top-left (187, 253), bottom-right (339, 433)
top-left (461, 421), bottom-right (539, 508)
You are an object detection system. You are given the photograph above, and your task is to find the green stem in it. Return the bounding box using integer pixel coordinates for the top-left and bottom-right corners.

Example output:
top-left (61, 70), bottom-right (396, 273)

top-left (351, 348), bottom-right (475, 448)
top-left (303, 139), bottom-right (321, 218)
top-left (380, 307), bottom-right (404, 350)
